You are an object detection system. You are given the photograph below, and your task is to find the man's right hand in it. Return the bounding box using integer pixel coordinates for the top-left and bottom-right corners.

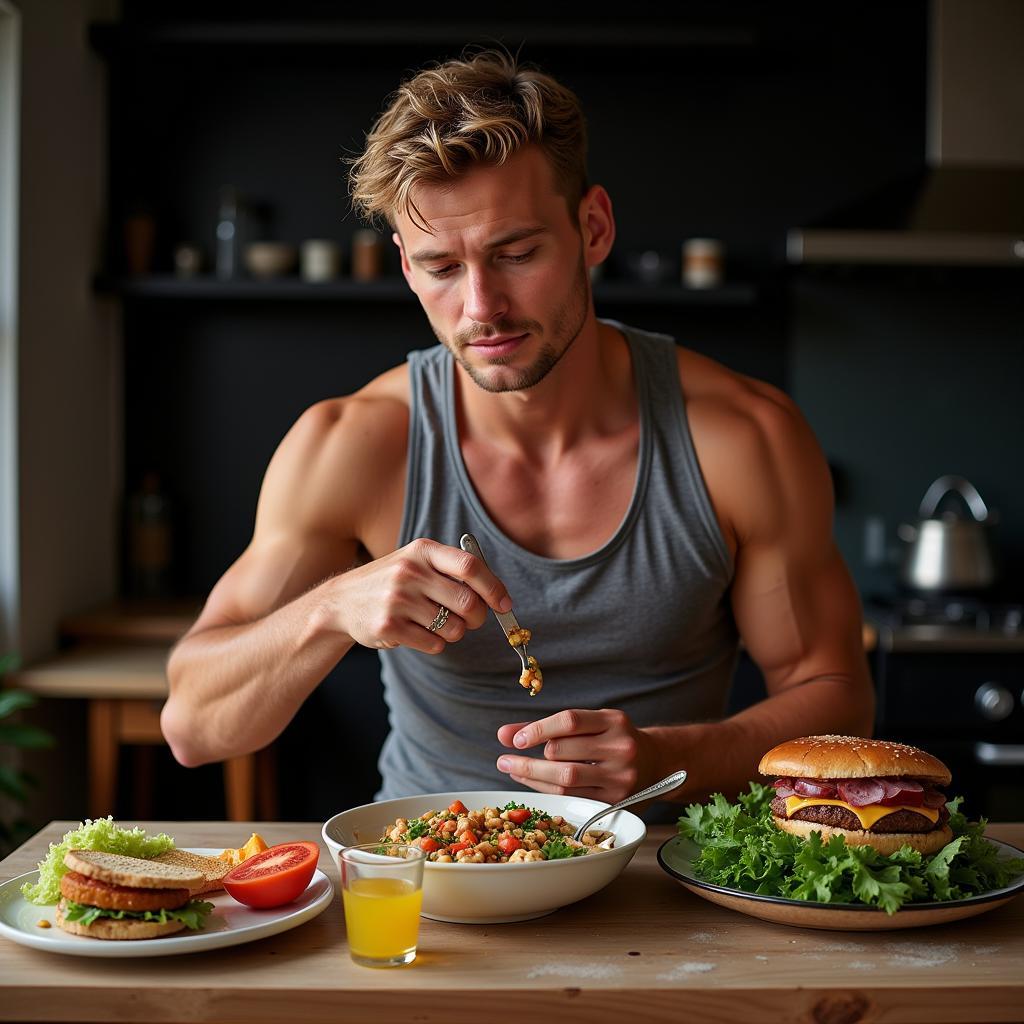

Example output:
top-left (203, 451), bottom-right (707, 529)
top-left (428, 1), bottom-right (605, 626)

top-left (327, 538), bottom-right (513, 655)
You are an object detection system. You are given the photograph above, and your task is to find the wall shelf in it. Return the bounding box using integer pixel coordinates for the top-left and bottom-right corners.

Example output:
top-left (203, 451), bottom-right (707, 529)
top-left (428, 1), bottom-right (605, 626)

top-left (95, 274), bottom-right (759, 306)
top-left (88, 21), bottom-right (756, 56)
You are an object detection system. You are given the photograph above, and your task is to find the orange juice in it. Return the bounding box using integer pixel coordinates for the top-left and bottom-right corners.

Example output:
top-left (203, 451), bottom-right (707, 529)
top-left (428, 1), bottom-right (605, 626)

top-left (342, 876), bottom-right (422, 961)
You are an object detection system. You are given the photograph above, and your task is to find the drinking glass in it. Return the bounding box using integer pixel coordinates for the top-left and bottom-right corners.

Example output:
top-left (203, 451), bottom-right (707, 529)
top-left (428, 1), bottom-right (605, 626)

top-left (339, 844), bottom-right (425, 968)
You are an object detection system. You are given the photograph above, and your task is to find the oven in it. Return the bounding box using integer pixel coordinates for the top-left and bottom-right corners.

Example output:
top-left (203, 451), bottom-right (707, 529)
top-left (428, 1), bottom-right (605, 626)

top-left (868, 597), bottom-right (1024, 821)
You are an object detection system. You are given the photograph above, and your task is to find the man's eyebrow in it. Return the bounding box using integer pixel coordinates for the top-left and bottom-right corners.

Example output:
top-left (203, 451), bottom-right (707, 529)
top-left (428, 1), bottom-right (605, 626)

top-left (408, 226), bottom-right (548, 264)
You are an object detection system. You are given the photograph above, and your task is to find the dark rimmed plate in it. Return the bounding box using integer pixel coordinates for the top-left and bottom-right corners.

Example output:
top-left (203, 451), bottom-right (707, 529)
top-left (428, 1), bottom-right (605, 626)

top-left (658, 834), bottom-right (1024, 931)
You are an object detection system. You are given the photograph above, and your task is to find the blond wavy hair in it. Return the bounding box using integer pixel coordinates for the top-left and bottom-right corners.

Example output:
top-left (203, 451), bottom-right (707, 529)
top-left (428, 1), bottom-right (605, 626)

top-left (348, 49), bottom-right (588, 231)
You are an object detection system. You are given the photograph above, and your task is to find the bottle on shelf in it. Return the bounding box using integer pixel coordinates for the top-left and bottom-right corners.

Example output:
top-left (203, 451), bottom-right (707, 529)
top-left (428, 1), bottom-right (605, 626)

top-left (216, 186), bottom-right (240, 279)
top-left (126, 471), bottom-right (174, 598)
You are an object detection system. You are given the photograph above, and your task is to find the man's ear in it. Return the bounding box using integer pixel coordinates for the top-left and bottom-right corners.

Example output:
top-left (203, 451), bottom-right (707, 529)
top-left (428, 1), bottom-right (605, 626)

top-left (394, 230), bottom-right (416, 291)
top-left (577, 185), bottom-right (616, 269)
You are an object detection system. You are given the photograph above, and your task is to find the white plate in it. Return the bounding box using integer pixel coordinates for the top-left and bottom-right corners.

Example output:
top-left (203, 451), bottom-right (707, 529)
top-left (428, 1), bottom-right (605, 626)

top-left (658, 834), bottom-right (1024, 931)
top-left (0, 848), bottom-right (334, 957)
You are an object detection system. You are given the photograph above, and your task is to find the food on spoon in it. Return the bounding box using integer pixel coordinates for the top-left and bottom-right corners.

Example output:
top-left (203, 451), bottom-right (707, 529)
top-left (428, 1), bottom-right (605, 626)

top-left (507, 627), bottom-right (532, 647)
top-left (222, 841), bottom-right (320, 908)
top-left (760, 735), bottom-right (953, 855)
top-left (519, 656), bottom-right (543, 697)
top-left (379, 800), bottom-right (613, 863)
top-left (55, 850), bottom-right (214, 940)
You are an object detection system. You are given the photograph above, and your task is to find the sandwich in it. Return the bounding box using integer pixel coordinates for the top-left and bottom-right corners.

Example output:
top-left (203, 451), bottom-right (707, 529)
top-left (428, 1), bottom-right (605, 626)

top-left (55, 850), bottom-right (214, 940)
top-left (152, 848), bottom-right (231, 895)
top-left (758, 735), bottom-right (953, 856)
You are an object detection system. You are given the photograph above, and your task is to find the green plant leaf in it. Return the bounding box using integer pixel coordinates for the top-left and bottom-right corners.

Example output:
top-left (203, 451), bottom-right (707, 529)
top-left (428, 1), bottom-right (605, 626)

top-left (0, 691), bottom-right (36, 719)
top-left (0, 723), bottom-right (54, 748)
top-left (0, 764), bottom-right (29, 802)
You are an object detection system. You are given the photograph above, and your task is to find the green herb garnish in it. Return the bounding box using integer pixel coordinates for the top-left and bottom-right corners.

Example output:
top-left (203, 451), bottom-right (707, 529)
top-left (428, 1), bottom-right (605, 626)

top-left (406, 818), bottom-right (429, 840)
top-left (500, 800), bottom-right (541, 829)
top-left (541, 836), bottom-right (587, 860)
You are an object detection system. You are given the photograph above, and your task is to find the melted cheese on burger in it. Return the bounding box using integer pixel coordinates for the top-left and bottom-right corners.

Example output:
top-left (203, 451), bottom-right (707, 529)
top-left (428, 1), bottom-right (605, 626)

top-left (783, 795), bottom-right (940, 831)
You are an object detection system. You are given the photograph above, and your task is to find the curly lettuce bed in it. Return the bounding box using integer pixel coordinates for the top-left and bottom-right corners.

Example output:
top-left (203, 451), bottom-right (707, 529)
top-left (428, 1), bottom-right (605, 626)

top-left (676, 783), bottom-right (1024, 914)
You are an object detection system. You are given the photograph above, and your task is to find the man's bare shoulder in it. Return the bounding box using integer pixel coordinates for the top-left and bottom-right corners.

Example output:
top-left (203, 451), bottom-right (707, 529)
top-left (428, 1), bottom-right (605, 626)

top-left (675, 346), bottom-right (831, 547)
top-left (256, 365), bottom-right (411, 538)
top-left (294, 364), bottom-right (410, 457)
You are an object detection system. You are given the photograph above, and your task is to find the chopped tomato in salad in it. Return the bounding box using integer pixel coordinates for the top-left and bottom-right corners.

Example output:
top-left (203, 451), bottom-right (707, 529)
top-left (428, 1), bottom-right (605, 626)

top-left (378, 801), bottom-right (614, 864)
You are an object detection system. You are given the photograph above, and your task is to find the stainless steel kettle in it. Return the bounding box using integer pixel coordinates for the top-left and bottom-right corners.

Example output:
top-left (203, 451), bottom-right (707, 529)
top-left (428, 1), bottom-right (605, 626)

top-left (898, 476), bottom-right (998, 592)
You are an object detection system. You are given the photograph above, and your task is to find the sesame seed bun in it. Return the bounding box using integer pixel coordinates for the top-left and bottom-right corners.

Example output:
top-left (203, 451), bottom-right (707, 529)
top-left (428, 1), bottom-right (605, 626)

top-left (758, 735), bottom-right (952, 786)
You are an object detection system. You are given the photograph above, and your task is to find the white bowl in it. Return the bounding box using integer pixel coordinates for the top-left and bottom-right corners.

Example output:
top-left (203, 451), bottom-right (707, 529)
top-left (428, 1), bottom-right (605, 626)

top-left (322, 790), bottom-right (646, 924)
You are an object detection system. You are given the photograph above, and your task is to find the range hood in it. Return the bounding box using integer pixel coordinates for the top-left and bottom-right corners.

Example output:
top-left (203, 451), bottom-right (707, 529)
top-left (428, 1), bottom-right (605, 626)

top-left (787, 0), bottom-right (1024, 267)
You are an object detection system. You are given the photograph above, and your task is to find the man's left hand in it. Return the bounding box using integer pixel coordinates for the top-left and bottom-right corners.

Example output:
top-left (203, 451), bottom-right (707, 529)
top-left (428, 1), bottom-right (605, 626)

top-left (495, 709), bottom-right (666, 803)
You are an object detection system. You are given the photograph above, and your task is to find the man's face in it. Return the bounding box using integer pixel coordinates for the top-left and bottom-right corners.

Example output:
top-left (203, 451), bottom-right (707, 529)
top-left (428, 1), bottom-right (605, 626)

top-left (394, 146), bottom-right (593, 394)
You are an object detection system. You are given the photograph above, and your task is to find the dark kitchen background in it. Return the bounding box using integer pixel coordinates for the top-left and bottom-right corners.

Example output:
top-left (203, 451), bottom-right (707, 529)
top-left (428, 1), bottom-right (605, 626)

top-left (8, 0), bottom-right (1023, 838)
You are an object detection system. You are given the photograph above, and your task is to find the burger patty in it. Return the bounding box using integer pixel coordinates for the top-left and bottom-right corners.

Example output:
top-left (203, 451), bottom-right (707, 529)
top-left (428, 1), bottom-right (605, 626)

top-left (59, 871), bottom-right (190, 912)
top-left (770, 796), bottom-right (947, 833)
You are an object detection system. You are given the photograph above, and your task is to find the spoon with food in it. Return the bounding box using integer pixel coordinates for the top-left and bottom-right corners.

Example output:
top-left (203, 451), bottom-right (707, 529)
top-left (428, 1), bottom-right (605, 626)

top-left (460, 533), bottom-right (543, 696)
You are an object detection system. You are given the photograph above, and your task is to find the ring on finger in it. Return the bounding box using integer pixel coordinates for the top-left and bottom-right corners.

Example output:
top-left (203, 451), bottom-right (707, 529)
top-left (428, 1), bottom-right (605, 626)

top-left (428, 604), bottom-right (450, 632)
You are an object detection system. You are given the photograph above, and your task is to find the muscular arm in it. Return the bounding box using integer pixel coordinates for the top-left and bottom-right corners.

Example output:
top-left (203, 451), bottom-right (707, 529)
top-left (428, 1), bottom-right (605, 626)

top-left (161, 398), bottom-right (368, 765)
top-left (649, 385), bottom-right (875, 801)
top-left (163, 386), bottom-right (514, 768)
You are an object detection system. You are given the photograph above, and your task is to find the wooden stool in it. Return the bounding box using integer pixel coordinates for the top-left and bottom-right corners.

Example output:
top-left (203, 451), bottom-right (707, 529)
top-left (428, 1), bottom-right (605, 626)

top-left (10, 645), bottom-right (276, 821)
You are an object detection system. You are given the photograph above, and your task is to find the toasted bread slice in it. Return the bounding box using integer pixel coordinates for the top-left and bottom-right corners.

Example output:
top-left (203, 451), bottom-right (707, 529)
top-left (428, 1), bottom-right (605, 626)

top-left (63, 850), bottom-right (203, 890)
top-left (55, 899), bottom-right (187, 941)
top-left (152, 849), bottom-right (231, 895)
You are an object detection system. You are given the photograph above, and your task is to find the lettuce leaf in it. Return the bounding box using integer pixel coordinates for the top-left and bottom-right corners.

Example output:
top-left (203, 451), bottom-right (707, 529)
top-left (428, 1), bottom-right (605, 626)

top-left (61, 898), bottom-right (214, 930)
top-left (541, 836), bottom-right (587, 859)
top-left (677, 784), bottom-right (1024, 915)
top-left (21, 817), bottom-right (176, 906)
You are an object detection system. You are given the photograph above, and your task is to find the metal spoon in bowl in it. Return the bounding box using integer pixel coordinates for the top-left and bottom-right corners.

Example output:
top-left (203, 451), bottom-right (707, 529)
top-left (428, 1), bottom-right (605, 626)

top-left (572, 769), bottom-right (689, 842)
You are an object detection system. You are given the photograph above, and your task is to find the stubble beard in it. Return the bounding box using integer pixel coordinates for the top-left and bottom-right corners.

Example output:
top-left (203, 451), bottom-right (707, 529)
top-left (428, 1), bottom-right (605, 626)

top-left (432, 252), bottom-right (591, 394)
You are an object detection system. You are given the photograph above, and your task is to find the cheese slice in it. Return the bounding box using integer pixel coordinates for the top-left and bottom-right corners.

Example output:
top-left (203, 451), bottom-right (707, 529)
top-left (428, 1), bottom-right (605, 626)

top-left (783, 796), bottom-right (940, 831)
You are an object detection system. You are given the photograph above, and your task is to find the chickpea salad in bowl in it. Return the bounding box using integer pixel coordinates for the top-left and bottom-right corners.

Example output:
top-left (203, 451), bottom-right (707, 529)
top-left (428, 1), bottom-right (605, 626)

top-left (379, 799), bottom-right (614, 864)
top-left (322, 791), bottom-right (646, 923)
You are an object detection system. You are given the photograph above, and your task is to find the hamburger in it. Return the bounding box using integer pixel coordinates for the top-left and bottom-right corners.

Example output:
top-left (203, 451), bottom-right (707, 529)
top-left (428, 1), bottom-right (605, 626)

top-left (55, 850), bottom-right (214, 940)
top-left (758, 735), bottom-right (953, 856)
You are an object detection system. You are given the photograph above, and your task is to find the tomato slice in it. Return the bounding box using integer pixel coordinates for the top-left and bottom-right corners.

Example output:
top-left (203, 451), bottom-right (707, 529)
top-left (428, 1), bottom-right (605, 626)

top-left (223, 841), bottom-right (320, 908)
top-left (506, 808), bottom-right (531, 825)
top-left (497, 836), bottom-right (521, 855)
top-left (417, 837), bottom-right (441, 853)
top-left (448, 800), bottom-right (467, 815)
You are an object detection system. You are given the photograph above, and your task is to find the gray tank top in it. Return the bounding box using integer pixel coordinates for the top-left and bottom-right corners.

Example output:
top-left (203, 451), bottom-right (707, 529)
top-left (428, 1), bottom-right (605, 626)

top-left (375, 319), bottom-right (738, 799)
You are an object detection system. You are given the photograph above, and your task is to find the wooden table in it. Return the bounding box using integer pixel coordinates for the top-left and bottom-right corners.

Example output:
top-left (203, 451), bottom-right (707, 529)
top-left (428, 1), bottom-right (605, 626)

top-left (8, 647), bottom-right (275, 821)
top-left (0, 821), bottom-right (1021, 1023)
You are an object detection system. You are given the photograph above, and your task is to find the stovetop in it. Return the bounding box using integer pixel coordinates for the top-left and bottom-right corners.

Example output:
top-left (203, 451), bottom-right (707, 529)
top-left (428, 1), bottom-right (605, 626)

top-left (865, 594), bottom-right (1024, 652)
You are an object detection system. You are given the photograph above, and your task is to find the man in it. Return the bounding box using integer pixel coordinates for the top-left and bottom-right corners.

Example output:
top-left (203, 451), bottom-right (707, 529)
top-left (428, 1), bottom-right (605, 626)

top-left (162, 50), bottom-right (873, 807)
